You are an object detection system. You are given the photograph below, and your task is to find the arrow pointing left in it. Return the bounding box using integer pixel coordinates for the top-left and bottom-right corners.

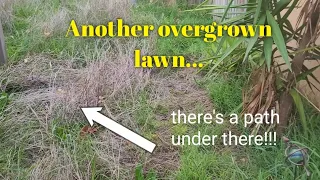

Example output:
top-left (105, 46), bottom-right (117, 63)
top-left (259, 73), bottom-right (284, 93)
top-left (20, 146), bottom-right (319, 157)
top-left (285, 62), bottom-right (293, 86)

top-left (81, 107), bottom-right (156, 153)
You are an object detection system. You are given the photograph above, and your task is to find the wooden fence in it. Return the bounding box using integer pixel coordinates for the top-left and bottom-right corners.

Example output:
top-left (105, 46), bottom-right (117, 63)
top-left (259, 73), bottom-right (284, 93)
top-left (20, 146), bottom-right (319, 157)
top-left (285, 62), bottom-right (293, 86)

top-left (0, 20), bottom-right (6, 65)
top-left (212, 0), bottom-right (247, 19)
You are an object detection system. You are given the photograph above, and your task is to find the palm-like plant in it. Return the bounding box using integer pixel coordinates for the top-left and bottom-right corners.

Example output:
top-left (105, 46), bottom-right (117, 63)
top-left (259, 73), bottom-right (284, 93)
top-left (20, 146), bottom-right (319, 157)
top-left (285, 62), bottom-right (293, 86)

top-left (193, 0), bottom-right (320, 136)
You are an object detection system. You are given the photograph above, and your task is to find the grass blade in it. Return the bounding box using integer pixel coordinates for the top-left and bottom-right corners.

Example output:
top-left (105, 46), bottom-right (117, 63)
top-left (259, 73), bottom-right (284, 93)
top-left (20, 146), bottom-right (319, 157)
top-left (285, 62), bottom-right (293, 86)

top-left (221, 0), bottom-right (234, 22)
top-left (290, 89), bottom-right (308, 137)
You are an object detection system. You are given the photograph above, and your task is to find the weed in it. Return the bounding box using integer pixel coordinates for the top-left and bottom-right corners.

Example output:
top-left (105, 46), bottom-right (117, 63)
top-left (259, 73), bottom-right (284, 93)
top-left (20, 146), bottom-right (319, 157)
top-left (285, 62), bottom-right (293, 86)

top-left (135, 163), bottom-right (157, 180)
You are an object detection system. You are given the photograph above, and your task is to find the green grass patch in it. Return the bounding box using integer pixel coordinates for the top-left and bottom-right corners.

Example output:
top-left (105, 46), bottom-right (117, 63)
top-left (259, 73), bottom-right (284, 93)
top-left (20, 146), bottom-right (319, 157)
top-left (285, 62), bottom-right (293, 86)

top-left (0, 118), bottom-right (39, 178)
top-left (177, 146), bottom-right (250, 179)
top-left (132, 2), bottom-right (213, 58)
top-left (207, 75), bottom-right (246, 114)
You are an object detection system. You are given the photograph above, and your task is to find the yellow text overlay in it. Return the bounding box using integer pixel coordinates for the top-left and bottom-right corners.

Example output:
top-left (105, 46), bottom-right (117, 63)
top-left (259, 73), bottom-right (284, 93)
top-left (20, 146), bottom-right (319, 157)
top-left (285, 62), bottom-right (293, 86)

top-left (66, 19), bottom-right (272, 42)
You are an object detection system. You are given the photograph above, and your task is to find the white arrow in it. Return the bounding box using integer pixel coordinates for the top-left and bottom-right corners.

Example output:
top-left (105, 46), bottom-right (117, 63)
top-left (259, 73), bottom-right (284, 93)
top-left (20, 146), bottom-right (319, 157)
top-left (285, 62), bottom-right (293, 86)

top-left (81, 107), bottom-right (156, 153)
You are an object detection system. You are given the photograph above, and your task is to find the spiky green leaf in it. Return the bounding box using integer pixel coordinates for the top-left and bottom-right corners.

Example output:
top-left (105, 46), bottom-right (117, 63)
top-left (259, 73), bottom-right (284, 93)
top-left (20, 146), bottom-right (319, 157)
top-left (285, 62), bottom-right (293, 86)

top-left (266, 10), bottom-right (292, 71)
top-left (290, 89), bottom-right (308, 137)
top-left (264, 37), bottom-right (273, 71)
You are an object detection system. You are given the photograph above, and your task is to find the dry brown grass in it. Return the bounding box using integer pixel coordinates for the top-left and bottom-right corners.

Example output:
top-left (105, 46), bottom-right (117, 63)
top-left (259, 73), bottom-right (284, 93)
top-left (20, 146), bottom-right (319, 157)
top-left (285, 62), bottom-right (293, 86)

top-left (0, 0), bottom-right (14, 25)
top-left (0, 36), bottom-right (213, 179)
top-left (1, 0), bottom-right (132, 34)
top-left (42, 0), bottom-right (132, 34)
top-left (1, 38), bottom-right (150, 179)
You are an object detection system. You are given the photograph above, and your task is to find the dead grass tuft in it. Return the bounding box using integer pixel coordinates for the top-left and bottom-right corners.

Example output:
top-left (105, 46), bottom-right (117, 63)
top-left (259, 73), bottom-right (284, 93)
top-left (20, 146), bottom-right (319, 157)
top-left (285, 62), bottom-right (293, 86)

top-left (40, 0), bottom-right (133, 35)
top-left (0, 38), bottom-right (154, 179)
top-left (150, 68), bottom-right (213, 113)
top-left (0, 0), bottom-right (15, 25)
top-left (74, 0), bottom-right (133, 22)
top-left (1, 0), bottom-right (132, 37)
top-left (2, 38), bottom-right (151, 122)
top-left (0, 43), bottom-right (213, 178)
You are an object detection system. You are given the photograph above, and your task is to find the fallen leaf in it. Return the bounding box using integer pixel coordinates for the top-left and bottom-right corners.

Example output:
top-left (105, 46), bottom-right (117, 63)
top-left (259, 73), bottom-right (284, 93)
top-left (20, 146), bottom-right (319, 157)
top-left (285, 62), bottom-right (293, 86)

top-left (80, 125), bottom-right (98, 137)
